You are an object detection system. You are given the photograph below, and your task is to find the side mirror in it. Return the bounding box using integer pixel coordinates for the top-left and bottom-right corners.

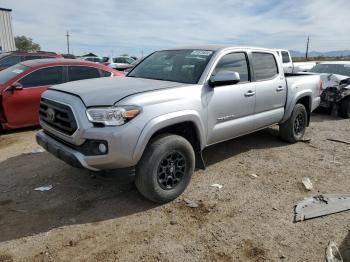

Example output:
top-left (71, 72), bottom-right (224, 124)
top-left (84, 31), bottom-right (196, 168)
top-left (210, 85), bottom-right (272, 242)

top-left (8, 82), bottom-right (23, 92)
top-left (209, 71), bottom-right (240, 87)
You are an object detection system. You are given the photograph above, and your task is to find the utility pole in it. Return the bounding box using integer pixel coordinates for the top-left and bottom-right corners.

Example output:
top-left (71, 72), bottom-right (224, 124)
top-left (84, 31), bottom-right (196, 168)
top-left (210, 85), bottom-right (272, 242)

top-left (305, 35), bottom-right (310, 60)
top-left (66, 31), bottom-right (70, 54)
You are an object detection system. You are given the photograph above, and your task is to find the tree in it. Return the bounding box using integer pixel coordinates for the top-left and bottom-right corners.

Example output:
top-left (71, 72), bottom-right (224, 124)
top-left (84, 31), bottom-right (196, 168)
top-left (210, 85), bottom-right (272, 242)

top-left (15, 36), bottom-right (41, 52)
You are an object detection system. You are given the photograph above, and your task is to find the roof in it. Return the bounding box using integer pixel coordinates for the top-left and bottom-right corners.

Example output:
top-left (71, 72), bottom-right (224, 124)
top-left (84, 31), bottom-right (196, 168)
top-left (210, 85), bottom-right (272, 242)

top-left (161, 45), bottom-right (274, 52)
top-left (0, 7), bottom-right (12, 12)
top-left (21, 58), bottom-right (100, 68)
top-left (0, 51), bottom-right (59, 56)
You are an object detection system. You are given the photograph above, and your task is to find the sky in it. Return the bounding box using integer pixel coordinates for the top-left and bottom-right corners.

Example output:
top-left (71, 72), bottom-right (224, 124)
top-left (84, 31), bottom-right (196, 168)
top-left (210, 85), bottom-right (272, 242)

top-left (1, 0), bottom-right (350, 57)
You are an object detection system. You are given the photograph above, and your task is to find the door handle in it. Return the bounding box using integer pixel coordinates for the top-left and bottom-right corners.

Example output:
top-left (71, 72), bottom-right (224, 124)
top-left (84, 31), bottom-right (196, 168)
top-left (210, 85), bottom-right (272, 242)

top-left (244, 90), bottom-right (255, 97)
top-left (276, 86), bottom-right (284, 92)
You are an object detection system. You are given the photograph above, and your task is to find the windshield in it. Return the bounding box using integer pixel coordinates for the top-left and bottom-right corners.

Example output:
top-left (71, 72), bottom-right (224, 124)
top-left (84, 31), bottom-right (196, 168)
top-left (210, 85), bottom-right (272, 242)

top-left (310, 64), bottom-right (350, 77)
top-left (128, 49), bottom-right (214, 84)
top-left (0, 64), bottom-right (30, 85)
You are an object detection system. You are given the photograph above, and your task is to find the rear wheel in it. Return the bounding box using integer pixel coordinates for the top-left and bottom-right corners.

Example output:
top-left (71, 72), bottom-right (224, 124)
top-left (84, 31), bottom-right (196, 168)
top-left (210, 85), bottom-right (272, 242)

top-left (279, 103), bottom-right (308, 143)
top-left (339, 97), bottom-right (350, 118)
top-left (135, 134), bottom-right (195, 203)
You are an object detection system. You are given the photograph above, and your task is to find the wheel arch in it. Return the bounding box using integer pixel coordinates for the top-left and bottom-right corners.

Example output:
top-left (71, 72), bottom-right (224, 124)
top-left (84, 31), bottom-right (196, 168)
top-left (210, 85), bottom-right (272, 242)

top-left (132, 110), bottom-right (206, 168)
top-left (282, 92), bottom-right (312, 126)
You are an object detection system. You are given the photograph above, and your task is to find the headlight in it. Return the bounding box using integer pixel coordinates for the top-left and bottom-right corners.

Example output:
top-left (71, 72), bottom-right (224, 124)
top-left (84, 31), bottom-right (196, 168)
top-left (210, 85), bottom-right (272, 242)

top-left (86, 106), bottom-right (141, 126)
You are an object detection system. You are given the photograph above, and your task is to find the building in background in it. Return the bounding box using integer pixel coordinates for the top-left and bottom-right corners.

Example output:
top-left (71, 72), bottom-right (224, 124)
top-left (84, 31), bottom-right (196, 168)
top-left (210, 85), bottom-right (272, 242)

top-left (0, 7), bottom-right (16, 52)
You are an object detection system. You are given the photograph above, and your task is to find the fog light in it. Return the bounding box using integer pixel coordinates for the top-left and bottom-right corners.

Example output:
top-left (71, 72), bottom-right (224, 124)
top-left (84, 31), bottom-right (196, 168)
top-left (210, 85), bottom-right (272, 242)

top-left (98, 143), bottom-right (107, 154)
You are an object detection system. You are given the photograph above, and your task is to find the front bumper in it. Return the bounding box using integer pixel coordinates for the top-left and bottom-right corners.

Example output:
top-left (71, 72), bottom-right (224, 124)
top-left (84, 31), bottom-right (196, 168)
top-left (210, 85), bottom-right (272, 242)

top-left (37, 91), bottom-right (143, 171)
top-left (36, 130), bottom-right (85, 169)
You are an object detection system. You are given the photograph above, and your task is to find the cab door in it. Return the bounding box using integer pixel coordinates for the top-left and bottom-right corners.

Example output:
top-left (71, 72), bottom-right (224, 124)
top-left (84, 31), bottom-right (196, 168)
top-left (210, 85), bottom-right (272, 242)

top-left (2, 66), bottom-right (64, 128)
top-left (206, 52), bottom-right (256, 145)
top-left (252, 52), bottom-right (286, 129)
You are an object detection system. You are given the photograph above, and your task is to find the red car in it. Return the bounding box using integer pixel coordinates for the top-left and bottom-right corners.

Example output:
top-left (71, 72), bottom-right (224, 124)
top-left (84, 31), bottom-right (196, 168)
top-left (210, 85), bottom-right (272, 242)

top-left (0, 51), bottom-right (63, 71)
top-left (0, 59), bottom-right (124, 130)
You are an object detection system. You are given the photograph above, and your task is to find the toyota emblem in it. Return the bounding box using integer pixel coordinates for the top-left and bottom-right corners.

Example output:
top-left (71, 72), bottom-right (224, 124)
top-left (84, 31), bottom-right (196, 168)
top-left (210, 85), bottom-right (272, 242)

top-left (47, 108), bottom-right (56, 122)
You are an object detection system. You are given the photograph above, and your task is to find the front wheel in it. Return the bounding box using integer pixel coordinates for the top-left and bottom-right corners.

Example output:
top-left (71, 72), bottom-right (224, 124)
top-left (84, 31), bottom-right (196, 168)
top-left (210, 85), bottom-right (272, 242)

top-left (135, 134), bottom-right (195, 203)
top-left (279, 103), bottom-right (308, 143)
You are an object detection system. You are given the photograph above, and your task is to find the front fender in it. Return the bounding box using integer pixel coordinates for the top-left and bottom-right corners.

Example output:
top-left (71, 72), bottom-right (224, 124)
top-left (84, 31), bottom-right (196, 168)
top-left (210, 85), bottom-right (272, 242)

top-left (132, 110), bottom-right (206, 162)
top-left (281, 90), bottom-right (312, 123)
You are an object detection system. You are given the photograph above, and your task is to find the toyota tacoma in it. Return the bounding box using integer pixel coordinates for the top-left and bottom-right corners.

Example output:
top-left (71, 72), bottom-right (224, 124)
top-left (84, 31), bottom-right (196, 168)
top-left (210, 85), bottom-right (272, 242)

top-left (36, 46), bottom-right (322, 203)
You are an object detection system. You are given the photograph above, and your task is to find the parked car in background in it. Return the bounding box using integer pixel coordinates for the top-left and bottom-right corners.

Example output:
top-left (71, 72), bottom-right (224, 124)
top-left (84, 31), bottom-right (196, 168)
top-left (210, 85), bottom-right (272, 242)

top-left (293, 62), bottom-right (317, 73)
top-left (0, 51), bottom-right (62, 71)
top-left (0, 59), bottom-right (124, 130)
top-left (62, 54), bottom-right (76, 59)
top-left (107, 56), bottom-right (135, 71)
top-left (101, 57), bottom-right (109, 65)
top-left (80, 56), bottom-right (103, 64)
top-left (36, 46), bottom-right (322, 203)
top-left (309, 61), bottom-right (350, 118)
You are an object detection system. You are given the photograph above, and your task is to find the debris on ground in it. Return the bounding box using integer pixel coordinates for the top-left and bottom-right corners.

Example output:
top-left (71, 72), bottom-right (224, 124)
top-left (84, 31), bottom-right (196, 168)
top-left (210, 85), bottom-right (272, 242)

top-left (250, 174), bottom-right (258, 178)
top-left (330, 160), bottom-right (343, 165)
top-left (209, 184), bottom-right (223, 189)
top-left (34, 185), bottom-right (53, 192)
top-left (294, 194), bottom-right (350, 222)
top-left (301, 177), bottom-right (313, 191)
top-left (170, 220), bottom-right (177, 225)
top-left (327, 138), bottom-right (350, 145)
top-left (184, 199), bottom-right (199, 208)
top-left (66, 240), bottom-right (76, 247)
top-left (30, 148), bottom-right (45, 154)
top-left (326, 241), bottom-right (343, 262)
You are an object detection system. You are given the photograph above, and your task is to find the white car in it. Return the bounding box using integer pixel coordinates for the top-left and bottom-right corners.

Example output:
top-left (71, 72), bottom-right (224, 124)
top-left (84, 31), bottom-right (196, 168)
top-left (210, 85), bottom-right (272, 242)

top-left (80, 56), bottom-right (103, 64)
top-left (107, 56), bottom-right (135, 71)
top-left (293, 62), bottom-right (317, 73)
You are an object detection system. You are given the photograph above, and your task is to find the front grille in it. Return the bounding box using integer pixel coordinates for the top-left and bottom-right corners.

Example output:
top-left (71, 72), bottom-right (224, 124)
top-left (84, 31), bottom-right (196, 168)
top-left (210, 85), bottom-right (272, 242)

top-left (39, 98), bottom-right (78, 135)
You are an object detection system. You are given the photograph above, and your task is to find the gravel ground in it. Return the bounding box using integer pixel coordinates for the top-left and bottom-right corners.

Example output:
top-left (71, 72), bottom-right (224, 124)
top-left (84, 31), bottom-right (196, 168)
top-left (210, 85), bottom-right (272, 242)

top-left (0, 112), bottom-right (349, 262)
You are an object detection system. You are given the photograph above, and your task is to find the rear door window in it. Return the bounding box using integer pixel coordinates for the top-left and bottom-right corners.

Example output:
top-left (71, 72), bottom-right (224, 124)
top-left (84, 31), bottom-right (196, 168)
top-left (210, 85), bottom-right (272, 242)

top-left (252, 52), bottom-right (279, 81)
top-left (213, 52), bottom-right (250, 82)
top-left (68, 66), bottom-right (101, 81)
top-left (281, 51), bottom-right (291, 63)
top-left (18, 66), bottom-right (64, 88)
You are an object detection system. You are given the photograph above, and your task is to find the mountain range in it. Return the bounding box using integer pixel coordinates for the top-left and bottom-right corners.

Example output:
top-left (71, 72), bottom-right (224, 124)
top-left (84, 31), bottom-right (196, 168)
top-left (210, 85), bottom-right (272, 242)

top-left (290, 50), bottom-right (350, 57)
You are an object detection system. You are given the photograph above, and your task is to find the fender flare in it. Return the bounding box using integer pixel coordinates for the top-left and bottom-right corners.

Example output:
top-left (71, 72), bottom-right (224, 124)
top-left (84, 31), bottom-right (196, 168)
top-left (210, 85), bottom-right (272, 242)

top-left (281, 90), bottom-right (312, 123)
top-left (132, 110), bottom-right (206, 162)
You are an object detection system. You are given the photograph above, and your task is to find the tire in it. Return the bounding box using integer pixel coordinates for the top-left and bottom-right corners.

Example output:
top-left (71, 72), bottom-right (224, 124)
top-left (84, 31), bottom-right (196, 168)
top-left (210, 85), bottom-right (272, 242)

top-left (135, 134), bottom-right (195, 203)
top-left (339, 97), bottom-right (350, 118)
top-left (279, 103), bottom-right (308, 143)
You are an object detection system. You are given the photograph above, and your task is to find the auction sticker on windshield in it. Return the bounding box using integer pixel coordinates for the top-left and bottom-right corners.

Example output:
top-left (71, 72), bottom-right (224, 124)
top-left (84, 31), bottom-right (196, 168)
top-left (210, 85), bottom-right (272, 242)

top-left (12, 69), bottom-right (24, 74)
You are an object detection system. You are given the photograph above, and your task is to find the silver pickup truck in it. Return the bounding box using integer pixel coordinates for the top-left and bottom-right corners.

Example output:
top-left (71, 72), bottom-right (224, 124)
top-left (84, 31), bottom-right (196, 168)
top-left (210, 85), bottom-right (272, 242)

top-left (36, 46), bottom-right (321, 203)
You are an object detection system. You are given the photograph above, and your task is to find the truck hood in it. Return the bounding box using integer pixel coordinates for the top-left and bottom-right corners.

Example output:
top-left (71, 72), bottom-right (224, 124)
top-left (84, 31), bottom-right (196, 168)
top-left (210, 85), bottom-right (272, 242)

top-left (48, 77), bottom-right (186, 107)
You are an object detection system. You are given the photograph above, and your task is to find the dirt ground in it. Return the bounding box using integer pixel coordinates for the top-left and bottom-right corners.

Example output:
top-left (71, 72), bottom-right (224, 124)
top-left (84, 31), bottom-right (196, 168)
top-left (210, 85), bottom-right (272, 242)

top-left (0, 111), bottom-right (349, 262)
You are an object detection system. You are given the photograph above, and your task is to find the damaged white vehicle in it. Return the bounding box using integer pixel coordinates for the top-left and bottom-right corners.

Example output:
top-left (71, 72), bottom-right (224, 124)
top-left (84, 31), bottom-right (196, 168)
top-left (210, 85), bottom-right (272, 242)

top-left (309, 61), bottom-right (350, 118)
